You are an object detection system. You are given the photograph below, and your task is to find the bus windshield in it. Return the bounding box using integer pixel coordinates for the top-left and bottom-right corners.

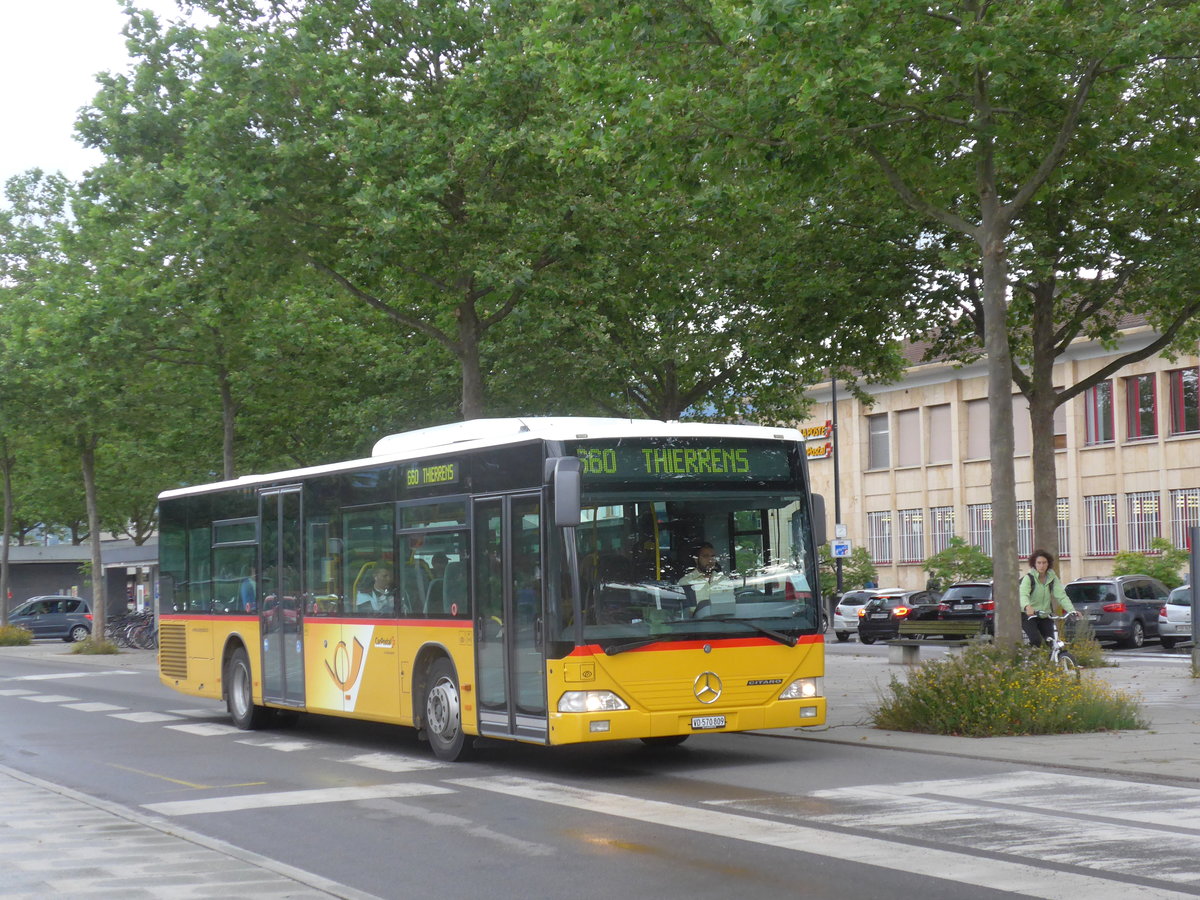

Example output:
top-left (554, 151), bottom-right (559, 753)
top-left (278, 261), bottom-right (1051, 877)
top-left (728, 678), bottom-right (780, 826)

top-left (573, 494), bottom-right (818, 648)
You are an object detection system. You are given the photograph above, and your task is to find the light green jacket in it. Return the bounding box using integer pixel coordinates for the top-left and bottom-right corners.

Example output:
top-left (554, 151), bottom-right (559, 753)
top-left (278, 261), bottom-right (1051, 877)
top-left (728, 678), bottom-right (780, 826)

top-left (1019, 568), bottom-right (1074, 616)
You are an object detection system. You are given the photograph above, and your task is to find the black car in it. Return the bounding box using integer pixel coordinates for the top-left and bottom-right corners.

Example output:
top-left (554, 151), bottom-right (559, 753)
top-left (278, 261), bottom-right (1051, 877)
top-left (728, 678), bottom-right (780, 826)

top-left (856, 590), bottom-right (939, 644)
top-left (937, 581), bottom-right (995, 635)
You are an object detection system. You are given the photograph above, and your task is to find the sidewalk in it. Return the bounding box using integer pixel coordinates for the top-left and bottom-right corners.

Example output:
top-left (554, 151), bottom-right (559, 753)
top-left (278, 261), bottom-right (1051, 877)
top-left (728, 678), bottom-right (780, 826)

top-left (789, 648), bottom-right (1200, 782)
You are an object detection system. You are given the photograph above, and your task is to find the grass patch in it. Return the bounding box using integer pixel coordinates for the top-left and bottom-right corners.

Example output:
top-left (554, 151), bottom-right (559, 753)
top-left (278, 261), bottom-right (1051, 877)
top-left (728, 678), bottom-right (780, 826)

top-left (1062, 616), bottom-right (1109, 668)
top-left (70, 637), bottom-right (121, 655)
top-left (0, 625), bottom-right (33, 646)
top-left (872, 643), bottom-right (1146, 737)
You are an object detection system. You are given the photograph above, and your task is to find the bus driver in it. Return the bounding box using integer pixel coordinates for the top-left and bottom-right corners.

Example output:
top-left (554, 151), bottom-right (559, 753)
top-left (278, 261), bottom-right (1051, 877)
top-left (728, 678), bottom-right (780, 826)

top-left (678, 542), bottom-right (734, 608)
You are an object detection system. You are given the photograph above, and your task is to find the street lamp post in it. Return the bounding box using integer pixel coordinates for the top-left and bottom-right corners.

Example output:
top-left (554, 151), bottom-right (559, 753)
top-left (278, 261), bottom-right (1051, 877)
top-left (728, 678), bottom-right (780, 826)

top-left (832, 377), bottom-right (843, 596)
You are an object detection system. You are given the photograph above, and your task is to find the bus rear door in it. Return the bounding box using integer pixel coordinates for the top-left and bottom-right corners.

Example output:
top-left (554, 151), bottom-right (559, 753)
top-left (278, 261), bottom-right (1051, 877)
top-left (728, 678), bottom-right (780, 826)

top-left (259, 486), bottom-right (305, 708)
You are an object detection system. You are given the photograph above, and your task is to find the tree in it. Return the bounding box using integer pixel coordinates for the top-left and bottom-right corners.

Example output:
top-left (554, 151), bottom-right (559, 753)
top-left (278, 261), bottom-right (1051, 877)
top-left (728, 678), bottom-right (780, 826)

top-left (1112, 538), bottom-right (1189, 590)
top-left (923, 538), bottom-right (995, 589)
top-left (818, 544), bottom-right (877, 596)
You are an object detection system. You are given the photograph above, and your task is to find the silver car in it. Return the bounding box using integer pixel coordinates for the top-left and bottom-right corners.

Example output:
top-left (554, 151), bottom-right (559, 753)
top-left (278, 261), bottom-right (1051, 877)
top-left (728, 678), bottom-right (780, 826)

top-left (1158, 585), bottom-right (1192, 650)
top-left (9, 595), bottom-right (93, 642)
top-left (833, 590), bottom-right (876, 642)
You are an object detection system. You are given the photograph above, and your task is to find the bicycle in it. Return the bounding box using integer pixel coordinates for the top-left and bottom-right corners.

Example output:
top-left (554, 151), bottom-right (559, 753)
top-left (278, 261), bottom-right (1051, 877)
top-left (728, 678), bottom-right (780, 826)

top-left (1027, 612), bottom-right (1081, 677)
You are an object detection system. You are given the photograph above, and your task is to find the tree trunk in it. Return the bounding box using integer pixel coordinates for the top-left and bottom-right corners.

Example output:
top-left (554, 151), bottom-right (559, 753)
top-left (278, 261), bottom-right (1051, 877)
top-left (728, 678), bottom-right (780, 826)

top-left (217, 364), bottom-right (238, 480)
top-left (457, 301), bottom-right (486, 420)
top-left (0, 452), bottom-right (12, 626)
top-left (80, 435), bottom-right (107, 642)
top-left (981, 235), bottom-right (1020, 646)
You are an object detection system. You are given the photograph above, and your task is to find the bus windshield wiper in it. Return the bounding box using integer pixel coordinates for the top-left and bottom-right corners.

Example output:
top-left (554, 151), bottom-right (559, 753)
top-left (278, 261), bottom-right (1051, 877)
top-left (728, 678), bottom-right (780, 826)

top-left (604, 636), bottom-right (673, 655)
top-left (697, 615), bottom-right (798, 647)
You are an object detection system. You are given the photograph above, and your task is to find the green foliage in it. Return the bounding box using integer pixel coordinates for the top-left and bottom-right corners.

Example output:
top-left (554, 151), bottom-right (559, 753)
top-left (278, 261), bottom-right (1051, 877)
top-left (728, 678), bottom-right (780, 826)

top-left (923, 537), bottom-right (994, 586)
top-left (1111, 537), bottom-right (1189, 589)
top-left (1063, 616), bottom-right (1108, 669)
top-left (873, 644), bottom-right (1146, 737)
top-left (818, 544), bottom-right (878, 594)
top-left (0, 625), bottom-right (33, 646)
top-left (70, 637), bottom-right (121, 656)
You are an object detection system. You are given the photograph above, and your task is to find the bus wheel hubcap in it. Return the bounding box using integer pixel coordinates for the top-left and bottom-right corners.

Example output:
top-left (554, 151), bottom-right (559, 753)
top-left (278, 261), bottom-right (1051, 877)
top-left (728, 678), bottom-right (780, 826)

top-left (428, 678), bottom-right (460, 738)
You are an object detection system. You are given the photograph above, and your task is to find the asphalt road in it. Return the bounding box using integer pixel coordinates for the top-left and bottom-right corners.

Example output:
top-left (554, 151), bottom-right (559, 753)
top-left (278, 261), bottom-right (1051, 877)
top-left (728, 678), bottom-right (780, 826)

top-left (2, 645), bottom-right (1198, 899)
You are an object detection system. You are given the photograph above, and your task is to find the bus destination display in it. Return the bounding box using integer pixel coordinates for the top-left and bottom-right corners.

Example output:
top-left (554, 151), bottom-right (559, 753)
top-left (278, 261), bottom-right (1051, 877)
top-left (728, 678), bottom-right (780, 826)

top-left (404, 460), bottom-right (459, 488)
top-left (571, 441), bottom-right (792, 483)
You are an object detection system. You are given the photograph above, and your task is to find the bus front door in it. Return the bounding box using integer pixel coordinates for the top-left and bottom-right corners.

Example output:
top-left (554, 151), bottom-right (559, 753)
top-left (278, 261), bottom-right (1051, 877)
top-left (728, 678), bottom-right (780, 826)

top-left (260, 486), bottom-right (305, 708)
top-left (474, 493), bottom-right (547, 743)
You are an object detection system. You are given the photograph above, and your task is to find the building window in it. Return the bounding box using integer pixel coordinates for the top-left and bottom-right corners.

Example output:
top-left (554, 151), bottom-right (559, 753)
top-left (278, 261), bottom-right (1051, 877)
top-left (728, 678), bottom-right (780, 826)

top-left (896, 409), bottom-right (920, 468)
top-left (966, 399), bottom-right (989, 459)
top-left (967, 503), bottom-right (993, 556)
top-left (1125, 374), bottom-right (1157, 440)
top-left (1171, 488), bottom-right (1200, 549)
top-left (1084, 381), bottom-right (1114, 445)
top-left (1013, 395), bottom-right (1031, 456)
top-left (1169, 367), bottom-right (1200, 435)
top-left (867, 413), bottom-right (890, 470)
top-left (867, 511), bottom-right (893, 564)
top-left (1057, 498), bottom-right (1071, 559)
top-left (1053, 402), bottom-right (1068, 450)
top-left (897, 508), bottom-right (924, 564)
top-left (1084, 494), bottom-right (1118, 557)
top-left (927, 405), bottom-right (951, 464)
top-left (929, 506), bottom-right (955, 555)
top-left (1125, 491), bottom-right (1161, 553)
top-left (1016, 500), bottom-right (1033, 559)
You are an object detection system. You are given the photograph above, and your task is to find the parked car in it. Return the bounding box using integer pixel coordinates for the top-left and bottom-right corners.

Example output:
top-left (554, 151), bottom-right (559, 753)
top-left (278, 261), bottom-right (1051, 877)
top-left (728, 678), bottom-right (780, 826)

top-left (936, 581), bottom-right (995, 635)
top-left (833, 590), bottom-right (876, 642)
top-left (1064, 575), bottom-right (1170, 648)
top-left (1159, 585), bottom-right (1193, 650)
top-left (856, 590), bottom-right (940, 644)
top-left (9, 595), bottom-right (93, 642)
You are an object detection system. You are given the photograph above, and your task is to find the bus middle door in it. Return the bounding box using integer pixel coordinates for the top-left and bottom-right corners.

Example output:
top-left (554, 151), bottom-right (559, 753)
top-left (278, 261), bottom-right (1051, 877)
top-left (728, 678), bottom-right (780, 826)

top-left (473, 493), bottom-right (547, 743)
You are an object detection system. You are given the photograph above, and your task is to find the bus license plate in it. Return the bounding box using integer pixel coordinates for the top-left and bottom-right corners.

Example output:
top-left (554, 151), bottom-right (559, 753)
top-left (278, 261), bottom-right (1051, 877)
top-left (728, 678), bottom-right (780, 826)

top-left (691, 715), bottom-right (726, 730)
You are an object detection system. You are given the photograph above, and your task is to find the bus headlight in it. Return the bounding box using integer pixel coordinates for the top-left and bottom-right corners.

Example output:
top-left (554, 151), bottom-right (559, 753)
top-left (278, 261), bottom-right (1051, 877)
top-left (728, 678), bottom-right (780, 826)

top-left (779, 677), bottom-right (823, 700)
top-left (558, 691), bottom-right (630, 713)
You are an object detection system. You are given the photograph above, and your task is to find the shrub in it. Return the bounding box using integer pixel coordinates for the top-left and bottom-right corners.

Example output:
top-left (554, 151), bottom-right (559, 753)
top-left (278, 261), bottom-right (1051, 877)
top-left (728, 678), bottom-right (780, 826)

top-left (70, 637), bottom-right (120, 655)
top-left (0, 625), bottom-right (33, 646)
top-left (1111, 537), bottom-right (1188, 588)
top-left (922, 537), bottom-right (993, 587)
top-left (872, 643), bottom-right (1145, 736)
top-left (1063, 615), bottom-right (1108, 668)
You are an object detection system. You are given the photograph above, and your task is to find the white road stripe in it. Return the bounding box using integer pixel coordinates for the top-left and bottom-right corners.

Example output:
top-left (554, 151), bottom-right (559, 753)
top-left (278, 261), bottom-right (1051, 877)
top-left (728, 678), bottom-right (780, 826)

top-left (110, 711), bottom-right (183, 723)
top-left (143, 782), bottom-right (453, 817)
top-left (0, 689), bottom-right (34, 696)
top-left (20, 694), bottom-right (78, 703)
top-left (235, 738), bottom-right (313, 752)
top-left (451, 775), bottom-right (1192, 900)
top-left (5, 670), bottom-right (139, 681)
top-left (167, 708), bottom-right (225, 718)
top-left (336, 753), bottom-right (445, 773)
top-left (166, 723), bottom-right (244, 737)
top-left (62, 702), bottom-right (126, 712)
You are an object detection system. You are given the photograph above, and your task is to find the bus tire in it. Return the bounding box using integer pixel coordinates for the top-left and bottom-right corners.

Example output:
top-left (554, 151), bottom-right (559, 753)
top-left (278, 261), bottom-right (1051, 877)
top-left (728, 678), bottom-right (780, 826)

top-left (226, 647), bottom-right (269, 730)
top-left (424, 658), bottom-right (473, 761)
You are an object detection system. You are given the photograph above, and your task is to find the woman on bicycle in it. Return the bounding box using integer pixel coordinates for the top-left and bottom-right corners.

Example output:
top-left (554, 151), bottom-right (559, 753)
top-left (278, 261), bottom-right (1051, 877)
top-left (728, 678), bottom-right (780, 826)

top-left (1020, 549), bottom-right (1076, 646)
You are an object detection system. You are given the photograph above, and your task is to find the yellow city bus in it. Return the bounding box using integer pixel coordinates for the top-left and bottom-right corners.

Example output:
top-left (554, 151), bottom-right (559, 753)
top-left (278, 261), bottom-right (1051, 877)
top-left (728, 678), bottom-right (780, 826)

top-left (157, 418), bottom-right (827, 760)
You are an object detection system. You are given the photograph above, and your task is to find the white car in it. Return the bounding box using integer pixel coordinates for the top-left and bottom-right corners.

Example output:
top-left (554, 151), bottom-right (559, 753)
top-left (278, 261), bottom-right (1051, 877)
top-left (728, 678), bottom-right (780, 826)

top-left (1158, 585), bottom-right (1192, 650)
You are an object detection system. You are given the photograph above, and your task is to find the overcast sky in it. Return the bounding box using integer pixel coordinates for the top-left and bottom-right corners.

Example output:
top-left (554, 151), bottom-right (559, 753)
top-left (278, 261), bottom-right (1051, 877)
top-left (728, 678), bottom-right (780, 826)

top-left (0, 0), bottom-right (187, 189)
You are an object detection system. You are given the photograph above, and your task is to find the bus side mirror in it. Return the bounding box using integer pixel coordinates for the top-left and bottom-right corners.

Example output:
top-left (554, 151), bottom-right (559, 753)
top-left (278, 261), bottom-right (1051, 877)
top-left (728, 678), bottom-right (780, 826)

top-left (544, 456), bottom-right (582, 527)
top-left (809, 494), bottom-right (827, 547)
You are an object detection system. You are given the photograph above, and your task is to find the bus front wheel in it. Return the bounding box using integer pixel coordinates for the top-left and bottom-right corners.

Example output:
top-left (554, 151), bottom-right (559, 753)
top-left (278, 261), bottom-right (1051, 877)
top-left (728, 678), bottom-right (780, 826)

top-left (226, 647), bottom-right (269, 730)
top-left (424, 658), bottom-right (473, 761)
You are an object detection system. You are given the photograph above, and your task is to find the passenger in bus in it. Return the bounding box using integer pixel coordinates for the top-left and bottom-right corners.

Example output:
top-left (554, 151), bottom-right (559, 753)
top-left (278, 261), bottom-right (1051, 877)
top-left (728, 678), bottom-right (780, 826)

top-left (239, 565), bottom-right (257, 614)
top-left (356, 564), bottom-right (394, 614)
top-left (678, 542), bottom-right (734, 608)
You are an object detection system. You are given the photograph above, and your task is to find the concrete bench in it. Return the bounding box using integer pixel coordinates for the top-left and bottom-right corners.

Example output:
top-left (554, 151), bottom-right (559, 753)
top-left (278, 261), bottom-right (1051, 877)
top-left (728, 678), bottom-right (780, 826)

top-left (886, 619), bottom-right (991, 665)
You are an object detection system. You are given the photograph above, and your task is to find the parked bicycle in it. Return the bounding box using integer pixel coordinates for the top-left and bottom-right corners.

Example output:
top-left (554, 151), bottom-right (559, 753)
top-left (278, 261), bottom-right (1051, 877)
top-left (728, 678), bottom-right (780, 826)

top-left (104, 612), bottom-right (158, 650)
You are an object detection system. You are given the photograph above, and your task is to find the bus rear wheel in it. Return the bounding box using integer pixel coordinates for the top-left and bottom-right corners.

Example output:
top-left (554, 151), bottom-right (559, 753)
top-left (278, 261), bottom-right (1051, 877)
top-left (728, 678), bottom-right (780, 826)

top-left (424, 658), bottom-right (473, 761)
top-left (226, 647), bottom-right (269, 730)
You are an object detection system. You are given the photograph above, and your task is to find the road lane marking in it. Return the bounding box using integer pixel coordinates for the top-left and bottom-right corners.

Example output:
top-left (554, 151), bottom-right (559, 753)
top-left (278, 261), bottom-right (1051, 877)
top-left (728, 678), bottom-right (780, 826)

top-left (335, 753), bottom-right (446, 773)
top-left (0, 689), bottom-right (35, 696)
top-left (110, 711), bottom-right (184, 723)
top-left (167, 708), bottom-right (225, 718)
top-left (62, 702), bottom-right (126, 712)
top-left (235, 738), bottom-right (313, 752)
top-left (451, 775), bottom-right (1192, 900)
top-left (166, 723), bottom-right (245, 737)
top-left (20, 694), bottom-right (78, 703)
top-left (5, 670), bottom-right (140, 681)
top-left (142, 782), bottom-right (453, 816)
top-left (108, 762), bottom-right (267, 791)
